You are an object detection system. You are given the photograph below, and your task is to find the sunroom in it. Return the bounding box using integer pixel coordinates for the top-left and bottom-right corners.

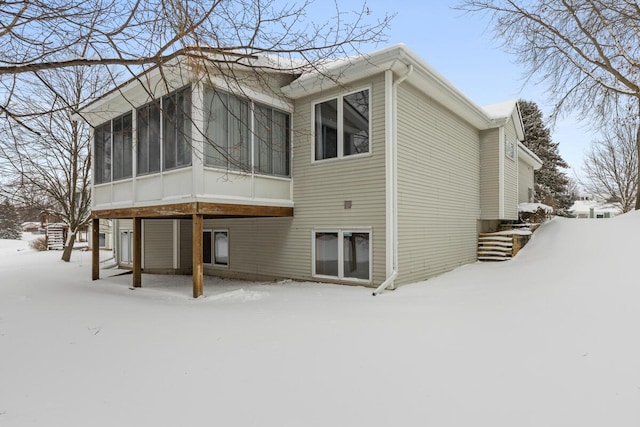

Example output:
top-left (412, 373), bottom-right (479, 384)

top-left (83, 61), bottom-right (296, 297)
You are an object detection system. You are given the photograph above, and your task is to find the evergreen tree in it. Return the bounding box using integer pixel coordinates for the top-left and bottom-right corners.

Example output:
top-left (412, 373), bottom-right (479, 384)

top-left (0, 198), bottom-right (22, 239)
top-left (518, 100), bottom-right (574, 214)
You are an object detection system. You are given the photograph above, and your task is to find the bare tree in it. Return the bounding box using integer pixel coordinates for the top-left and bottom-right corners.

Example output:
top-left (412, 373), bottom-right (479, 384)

top-left (581, 118), bottom-right (638, 213)
top-left (1, 0), bottom-right (392, 122)
top-left (0, 0), bottom-right (392, 260)
top-left (457, 0), bottom-right (640, 208)
top-left (0, 65), bottom-right (112, 261)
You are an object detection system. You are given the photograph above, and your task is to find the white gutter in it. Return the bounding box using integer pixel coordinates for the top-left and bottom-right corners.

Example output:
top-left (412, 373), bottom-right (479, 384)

top-left (373, 64), bottom-right (413, 296)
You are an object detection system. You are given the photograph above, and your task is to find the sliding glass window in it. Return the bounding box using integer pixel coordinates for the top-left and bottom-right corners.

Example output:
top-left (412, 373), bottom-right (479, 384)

top-left (137, 100), bottom-right (161, 176)
top-left (163, 87), bottom-right (192, 170)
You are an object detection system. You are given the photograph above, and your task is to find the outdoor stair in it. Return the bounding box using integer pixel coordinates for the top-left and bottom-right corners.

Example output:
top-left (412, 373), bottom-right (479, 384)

top-left (478, 226), bottom-right (533, 262)
top-left (478, 234), bottom-right (514, 261)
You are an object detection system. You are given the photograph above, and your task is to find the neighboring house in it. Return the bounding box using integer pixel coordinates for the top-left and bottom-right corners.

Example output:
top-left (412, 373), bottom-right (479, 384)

top-left (81, 44), bottom-right (542, 296)
top-left (88, 219), bottom-right (114, 250)
top-left (571, 195), bottom-right (622, 219)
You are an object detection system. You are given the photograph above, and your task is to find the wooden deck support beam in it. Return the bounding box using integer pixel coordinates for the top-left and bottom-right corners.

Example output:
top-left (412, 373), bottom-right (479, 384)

top-left (192, 214), bottom-right (204, 298)
top-left (133, 217), bottom-right (142, 288)
top-left (91, 218), bottom-right (100, 280)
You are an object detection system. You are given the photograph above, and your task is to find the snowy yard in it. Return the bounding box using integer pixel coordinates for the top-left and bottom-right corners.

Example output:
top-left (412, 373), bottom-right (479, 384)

top-left (2, 215), bottom-right (640, 426)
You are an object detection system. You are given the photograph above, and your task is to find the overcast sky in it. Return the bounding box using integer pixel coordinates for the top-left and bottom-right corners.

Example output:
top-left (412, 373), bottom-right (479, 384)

top-left (326, 0), bottom-right (592, 180)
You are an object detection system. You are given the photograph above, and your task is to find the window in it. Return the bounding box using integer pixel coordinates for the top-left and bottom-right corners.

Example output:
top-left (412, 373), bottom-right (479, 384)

top-left (112, 113), bottom-right (133, 180)
top-left (163, 87), bottom-right (192, 170)
top-left (94, 112), bottom-right (133, 184)
top-left (314, 89), bottom-right (369, 161)
top-left (204, 88), bottom-right (250, 171)
top-left (203, 87), bottom-right (291, 177)
top-left (137, 100), bottom-right (161, 175)
top-left (99, 233), bottom-right (106, 248)
top-left (255, 104), bottom-right (290, 176)
top-left (203, 229), bottom-right (229, 267)
top-left (313, 229), bottom-right (370, 281)
top-left (94, 122), bottom-right (111, 184)
top-left (214, 231), bottom-right (229, 266)
top-left (505, 139), bottom-right (515, 160)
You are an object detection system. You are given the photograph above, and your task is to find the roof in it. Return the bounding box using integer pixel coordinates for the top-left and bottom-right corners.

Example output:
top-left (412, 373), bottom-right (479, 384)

top-left (482, 100), bottom-right (525, 141)
top-left (517, 141), bottom-right (543, 169)
top-left (281, 44), bottom-right (515, 131)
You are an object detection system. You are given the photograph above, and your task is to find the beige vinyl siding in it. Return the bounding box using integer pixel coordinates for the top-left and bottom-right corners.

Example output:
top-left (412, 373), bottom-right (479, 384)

top-left (396, 82), bottom-right (480, 285)
top-left (503, 122), bottom-right (518, 219)
top-left (518, 158), bottom-right (534, 203)
top-left (202, 217), bottom-right (294, 279)
top-left (479, 128), bottom-right (500, 219)
top-left (288, 75), bottom-right (386, 285)
top-left (179, 219), bottom-right (192, 270)
top-left (118, 219), bottom-right (133, 229)
top-left (182, 75), bottom-right (387, 285)
top-left (143, 219), bottom-right (174, 269)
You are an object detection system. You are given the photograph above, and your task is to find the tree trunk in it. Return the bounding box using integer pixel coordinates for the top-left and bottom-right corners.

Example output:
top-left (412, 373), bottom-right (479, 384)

top-left (61, 231), bottom-right (76, 262)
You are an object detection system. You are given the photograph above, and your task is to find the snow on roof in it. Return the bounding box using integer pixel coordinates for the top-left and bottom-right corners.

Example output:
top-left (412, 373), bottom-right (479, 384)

top-left (570, 200), bottom-right (622, 215)
top-left (482, 99), bottom-right (518, 120)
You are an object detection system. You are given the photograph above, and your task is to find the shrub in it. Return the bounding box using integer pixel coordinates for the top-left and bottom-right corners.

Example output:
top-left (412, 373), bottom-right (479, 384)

top-left (29, 237), bottom-right (48, 251)
top-left (519, 207), bottom-right (550, 224)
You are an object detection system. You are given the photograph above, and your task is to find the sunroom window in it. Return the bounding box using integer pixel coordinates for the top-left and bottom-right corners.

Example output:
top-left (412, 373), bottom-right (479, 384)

top-left (163, 87), bottom-right (192, 170)
top-left (112, 113), bottom-right (133, 180)
top-left (314, 229), bottom-right (370, 281)
top-left (94, 122), bottom-right (111, 184)
top-left (94, 112), bottom-right (132, 184)
top-left (137, 100), bottom-right (161, 175)
top-left (203, 87), bottom-right (291, 177)
top-left (204, 88), bottom-right (250, 171)
top-left (314, 89), bottom-right (369, 161)
top-left (255, 104), bottom-right (290, 177)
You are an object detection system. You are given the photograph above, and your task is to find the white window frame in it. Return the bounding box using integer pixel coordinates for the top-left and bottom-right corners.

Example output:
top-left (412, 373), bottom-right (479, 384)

top-left (311, 227), bottom-right (372, 283)
top-left (203, 86), bottom-right (292, 178)
top-left (311, 86), bottom-right (372, 163)
top-left (203, 228), bottom-right (229, 268)
top-left (213, 229), bottom-right (229, 268)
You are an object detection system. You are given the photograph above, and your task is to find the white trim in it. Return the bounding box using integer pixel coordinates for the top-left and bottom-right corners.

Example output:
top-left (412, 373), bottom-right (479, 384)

top-left (498, 126), bottom-right (505, 219)
top-left (311, 227), bottom-right (372, 284)
top-left (141, 220), bottom-right (145, 270)
top-left (172, 219), bottom-right (179, 269)
top-left (517, 141), bottom-right (543, 170)
top-left (310, 85), bottom-right (373, 163)
top-left (212, 229), bottom-right (230, 269)
top-left (202, 228), bottom-right (230, 268)
top-left (202, 228), bottom-right (213, 265)
top-left (204, 75), bottom-right (293, 112)
top-left (385, 70), bottom-right (394, 278)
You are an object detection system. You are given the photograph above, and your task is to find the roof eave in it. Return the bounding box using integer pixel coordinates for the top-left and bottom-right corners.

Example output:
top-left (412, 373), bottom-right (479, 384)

top-left (281, 44), bottom-right (493, 130)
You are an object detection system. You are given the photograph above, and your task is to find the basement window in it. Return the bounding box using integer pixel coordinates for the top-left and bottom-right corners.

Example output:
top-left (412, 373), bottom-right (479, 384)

top-left (313, 229), bottom-right (371, 281)
top-left (203, 229), bottom-right (229, 267)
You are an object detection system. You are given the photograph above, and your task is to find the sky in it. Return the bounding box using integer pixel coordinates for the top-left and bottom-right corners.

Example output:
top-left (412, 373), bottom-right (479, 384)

top-left (329, 0), bottom-right (593, 181)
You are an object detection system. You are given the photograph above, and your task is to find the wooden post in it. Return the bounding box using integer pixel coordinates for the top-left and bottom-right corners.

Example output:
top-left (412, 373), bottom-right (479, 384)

top-left (133, 217), bottom-right (142, 288)
top-left (192, 214), bottom-right (203, 298)
top-left (91, 218), bottom-right (100, 280)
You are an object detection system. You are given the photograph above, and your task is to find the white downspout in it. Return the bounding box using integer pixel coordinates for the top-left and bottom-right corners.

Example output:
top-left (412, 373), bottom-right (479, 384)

top-left (498, 126), bottom-right (505, 219)
top-left (373, 64), bottom-right (413, 296)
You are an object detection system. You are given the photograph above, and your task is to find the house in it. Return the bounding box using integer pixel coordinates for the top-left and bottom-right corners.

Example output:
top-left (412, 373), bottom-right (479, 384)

top-left (80, 44), bottom-right (542, 297)
top-left (571, 195), bottom-right (622, 218)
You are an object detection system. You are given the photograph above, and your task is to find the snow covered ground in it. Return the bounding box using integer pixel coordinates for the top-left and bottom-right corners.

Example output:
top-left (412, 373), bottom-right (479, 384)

top-left (1, 216), bottom-right (640, 426)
